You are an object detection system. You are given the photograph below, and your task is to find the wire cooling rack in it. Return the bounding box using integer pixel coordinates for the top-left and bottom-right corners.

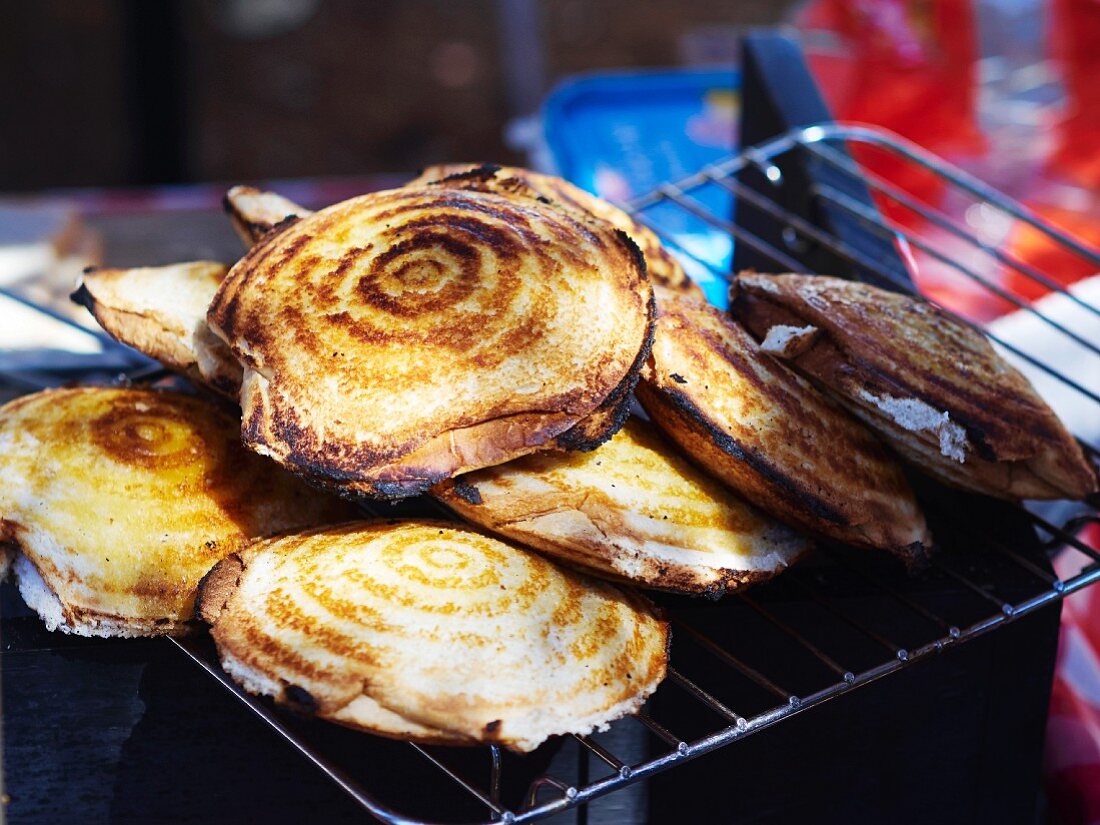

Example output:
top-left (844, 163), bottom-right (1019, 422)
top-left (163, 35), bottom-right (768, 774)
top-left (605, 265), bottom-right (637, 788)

top-left (3, 123), bottom-right (1099, 824)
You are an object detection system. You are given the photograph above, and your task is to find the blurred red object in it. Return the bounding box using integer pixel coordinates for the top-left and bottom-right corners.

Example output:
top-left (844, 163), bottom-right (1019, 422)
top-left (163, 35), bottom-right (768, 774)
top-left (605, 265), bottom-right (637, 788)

top-left (797, 0), bottom-right (986, 222)
top-left (797, 1), bottom-right (1100, 322)
top-left (1003, 203), bottom-right (1100, 303)
top-left (1049, 0), bottom-right (1100, 188)
top-left (1047, 522), bottom-right (1100, 825)
top-left (795, 0), bottom-right (1000, 320)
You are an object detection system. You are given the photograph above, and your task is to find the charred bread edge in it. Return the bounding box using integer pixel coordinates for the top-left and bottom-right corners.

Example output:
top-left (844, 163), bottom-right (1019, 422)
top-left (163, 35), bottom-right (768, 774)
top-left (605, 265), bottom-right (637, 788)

top-left (637, 379), bottom-right (849, 527)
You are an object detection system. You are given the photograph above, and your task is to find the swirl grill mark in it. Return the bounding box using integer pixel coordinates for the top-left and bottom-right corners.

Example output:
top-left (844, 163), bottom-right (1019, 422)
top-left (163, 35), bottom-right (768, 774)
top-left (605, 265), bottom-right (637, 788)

top-left (411, 163), bottom-right (696, 294)
top-left (264, 586), bottom-right (382, 664)
top-left (312, 215), bottom-right (547, 362)
top-left (374, 194), bottom-right (540, 241)
top-left (208, 183), bottom-right (653, 492)
top-left (570, 599), bottom-right (625, 664)
top-left (389, 209), bottom-right (539, 250)
top-left (299, 578), bottom-right (386, 626)
top-left (356, 232), bottom-right (484, 318)
top-left (1, 388), bottom-right (353, 631)
top-left (308, 246), bottom-right (372, 312)
top-left (91, 394), bottom-right (212, 471)
top-left (212, 521), bottom-right (668, 748)
top-left (237, 613), bottom-right (354, 688)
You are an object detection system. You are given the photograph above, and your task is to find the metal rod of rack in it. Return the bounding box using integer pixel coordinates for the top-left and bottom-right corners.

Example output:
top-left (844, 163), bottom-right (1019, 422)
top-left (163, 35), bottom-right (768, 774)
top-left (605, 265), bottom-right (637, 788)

top-left (815, 545), bottom-right (961, 635)
top-left (736, 592), bottom-right (853, 678)
top-left (633, 713), bottom-right (683, 749)
top-left (571, 735), bottom-right (630, 777)
top-left (799, 139), bottom-right (1100, 323)
top-left (925, 500), bottom-right (1064, 587)
top-left (665, 668), bottom-right (745, 724)
top-left (782, 572), bottom-right (905, 655)
top-left (408, 745), bottom-right (511, 818)
top-left (631, 174), bottom-right (1100, 449)
top-left (812, 182), bottom-right (1100, 365)
top-left (670, 620), bottom-right (792, 701)
top-left (812, 123), bottom-right (1100, 269)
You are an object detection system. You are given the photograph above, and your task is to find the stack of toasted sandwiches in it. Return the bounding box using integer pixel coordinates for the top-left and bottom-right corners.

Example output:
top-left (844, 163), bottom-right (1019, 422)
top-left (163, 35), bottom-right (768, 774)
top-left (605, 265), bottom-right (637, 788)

top-left (1, 164), bottom-right (1094, 752)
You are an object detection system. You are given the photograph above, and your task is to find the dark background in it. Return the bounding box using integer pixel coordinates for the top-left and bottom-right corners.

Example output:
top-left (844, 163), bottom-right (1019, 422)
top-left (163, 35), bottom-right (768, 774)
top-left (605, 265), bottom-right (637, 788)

top-left (0, 0), bottom-right (797, 192)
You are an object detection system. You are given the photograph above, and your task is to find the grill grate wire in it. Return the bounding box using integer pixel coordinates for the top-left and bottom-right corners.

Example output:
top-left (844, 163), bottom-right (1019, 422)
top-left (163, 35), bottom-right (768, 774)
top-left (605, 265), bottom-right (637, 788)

top-left (2, 123), bottom-right (1099, 824)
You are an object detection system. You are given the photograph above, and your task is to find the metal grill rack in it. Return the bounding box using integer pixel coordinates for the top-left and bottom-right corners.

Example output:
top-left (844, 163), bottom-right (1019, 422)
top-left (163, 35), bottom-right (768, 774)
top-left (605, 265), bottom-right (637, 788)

top-left (3, 123), bottom-right (1100, 824)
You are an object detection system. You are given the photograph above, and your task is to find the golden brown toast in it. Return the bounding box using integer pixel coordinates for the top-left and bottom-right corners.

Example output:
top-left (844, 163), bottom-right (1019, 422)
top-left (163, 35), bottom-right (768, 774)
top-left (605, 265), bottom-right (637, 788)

top-left (731, 273), bottom-right (1098, 501)
top-left (435, 417), bottom-right (811, 595)
top-left (411, 163), bottom-right (704, 298)
top-left (207, 184), bottom-right (654, 499)
top-left (224, 185), bottom-right (313, 247)
top-left (0, 388), bottom-right (354, 637)
top-left (72, 262), bottom-right (242, 397)
top-left (197, 520), bottom-right (668, 752)
top-left (636, 288), bottom-right (932, 561)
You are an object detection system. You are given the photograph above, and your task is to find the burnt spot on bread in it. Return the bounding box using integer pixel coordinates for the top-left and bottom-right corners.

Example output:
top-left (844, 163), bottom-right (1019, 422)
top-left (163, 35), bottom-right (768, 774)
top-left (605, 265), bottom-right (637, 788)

top-left (267, 214), bottom-right (302, 237)
top-left (283, 683), bottom-right (319, 713)
top-left (645, 382), bottom-right (849, 526)
top-left (0, 519), bottom-right (21, 545)
top-left (195, 553), bottom-right (245, 624)
top-left (483, 719), bottom-right (502, 735)
top-left (670, 373), bottom-right (687, 384)
top-left (897, 539), bottom-right (932, 571)
top-left (368, 477), bottom-right (437, 501)
top-left (434, 163), bottom-right (502, 184)
top-left (613, 228), bottom-right (648, 282)
top-left (69, 282), bottom-right (94, 312)
top-left (452, 478), bottom-right (483, 505)
top-left (557, 287), bottom-right (655, 453)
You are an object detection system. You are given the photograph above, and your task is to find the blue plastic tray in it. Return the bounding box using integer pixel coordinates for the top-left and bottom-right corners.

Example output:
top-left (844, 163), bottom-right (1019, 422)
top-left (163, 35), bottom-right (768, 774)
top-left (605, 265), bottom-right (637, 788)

top-left (542, 68), bottom-right (740, 306)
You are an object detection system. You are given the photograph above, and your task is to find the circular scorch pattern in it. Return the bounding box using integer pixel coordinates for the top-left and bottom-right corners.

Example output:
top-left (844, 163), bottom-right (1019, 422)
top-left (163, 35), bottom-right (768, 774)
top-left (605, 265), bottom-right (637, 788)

top-left (215, 521), bottom-right (669, 750)
top-left (222, 186), bottom-right (628, 373)
top-left (0, 387), bottom-right (352, 633)
top-left (90, 392), bottom-right (212, 471)
top-left (408, 163), bottom-right (703, 298)
top-left (207, 182), bottom-right (654, 494)
top-left (83, 389), bottom-right (290, 514)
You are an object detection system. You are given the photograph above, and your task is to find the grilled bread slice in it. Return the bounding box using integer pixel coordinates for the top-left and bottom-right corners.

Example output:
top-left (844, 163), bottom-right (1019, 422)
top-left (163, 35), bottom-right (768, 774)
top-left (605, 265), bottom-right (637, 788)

top-left (0, 388), bottom-right (353, 637)
top-left (636, 288), bottom-right (931, 561)
top-left (197, 519), bottom-right (669, 753)
top-left (731, 273), bottom-right (1098, 501)
top-left (435, 417), bottom-right (811, 595)
top-left (224, 185), bottom-right (313, 247)
top-left (410, 163), bottom-right (704, 299)
top-left (72, 262), bottom-right (242, 397)
top-left (207, 184), bottom-right (654, 499)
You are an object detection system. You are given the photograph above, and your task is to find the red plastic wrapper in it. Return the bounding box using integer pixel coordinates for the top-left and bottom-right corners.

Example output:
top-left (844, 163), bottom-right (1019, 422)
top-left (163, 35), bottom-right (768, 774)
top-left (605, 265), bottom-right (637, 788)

top-left (797, 0), bottom-right (1100, 323)
top-left (796, 0), bottom-right (985, 223)
top-left (1004, 203), bottom-right (1100, 303)
top-left (1048, 523), bottom-right (1100, 825)
top-left (1048, 0), bottom-right (1100, 188)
